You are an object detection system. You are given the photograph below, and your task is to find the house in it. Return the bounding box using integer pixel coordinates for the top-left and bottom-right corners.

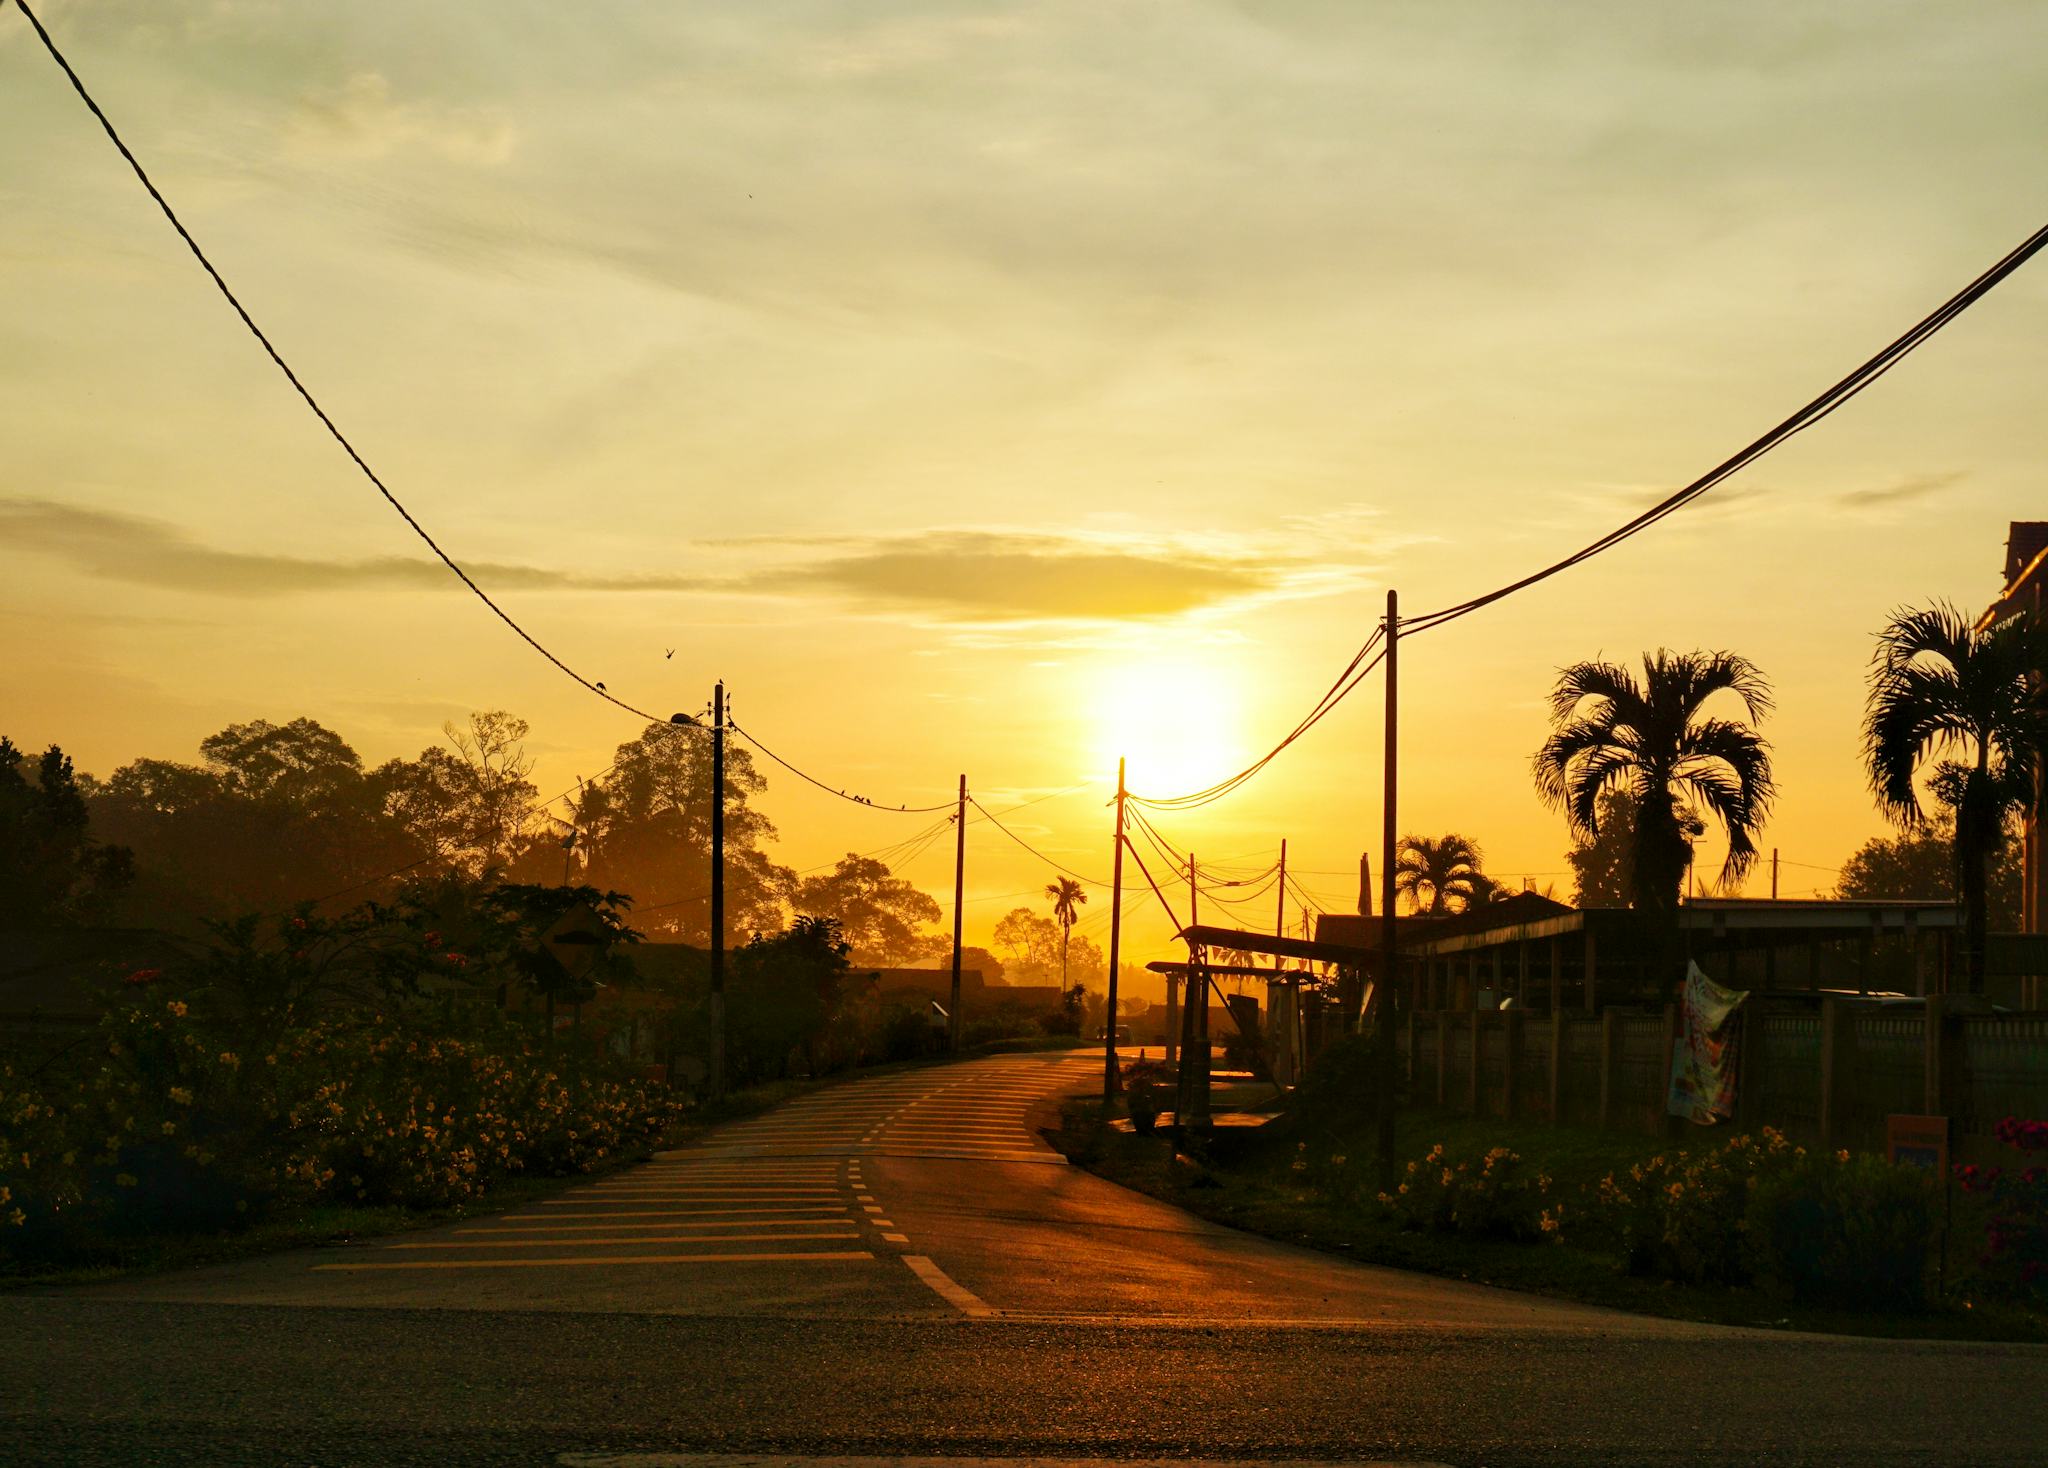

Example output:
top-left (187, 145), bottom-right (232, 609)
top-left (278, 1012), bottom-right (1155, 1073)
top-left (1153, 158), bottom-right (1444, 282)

top-left (1981, 519), bottom-right (2047, 936)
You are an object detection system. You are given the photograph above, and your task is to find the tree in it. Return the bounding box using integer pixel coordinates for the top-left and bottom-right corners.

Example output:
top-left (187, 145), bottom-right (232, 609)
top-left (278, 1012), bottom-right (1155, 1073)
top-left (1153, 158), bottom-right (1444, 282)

top-left (1535, 651), bottom-right (1776, 983)
top-left (1834, 817), bottom-right (2023, 929)
top-left (383, 711), bottom-right (543, 879)
top-left (571, 722), bottom-right (791, 944)
top-left (0, 738), bottom-right (134, 925)
top-left (1393, 833), bottom-right (1488, 914)
top-left (957, 945), bottom-right (1005, 985)
top-left (724, 915), bottom-right (853, 1084)
top-left (95, 718), bottom-right (420, 923)
top-left (793, 854), bottom-right (945, 967)
top-left (992, 907), bottom-right (1062, 984)
top-left (1044, 876), bottom-right (1087, 986)
top-left (1563, 789), bottom-right (1705, 910)
top-left (1863, 604), bottom-right (2048, 991)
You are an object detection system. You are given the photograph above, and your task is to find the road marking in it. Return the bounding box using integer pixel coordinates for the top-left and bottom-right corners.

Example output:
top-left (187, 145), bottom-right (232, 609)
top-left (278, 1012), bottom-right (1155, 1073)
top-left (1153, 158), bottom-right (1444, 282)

top-left (902, 1254), bottom-right (991, 1318)
top-left (880, 1232), bottom-right (909, 1244)
top-left (870, 1220), bottom-right (894, 1229)
top-left (560, 1458), bottom-right (1456, 1468)
top-left (544, 1192), bottom-right (840, 1202)
top-left (460, 1218), bottom-right (851, 1233)
top-left (669, 1145), bottom-right (1065, 1165)
top-left (386, 1231), bottom-right (859, 1249)
top-left (313, 1250), bottom-right (874, 1271)
top-left (506, 1208), bottom-right (846, 1221)
top-left (862, 1204), bottom-right (884, 1213)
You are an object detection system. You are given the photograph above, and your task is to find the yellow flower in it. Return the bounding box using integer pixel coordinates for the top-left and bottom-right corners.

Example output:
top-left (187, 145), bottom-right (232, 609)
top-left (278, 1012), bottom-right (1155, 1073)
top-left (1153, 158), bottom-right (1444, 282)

top-left (161, 1121), bottom-right (177, 1137)
top-left (168, 1087), bottom-right (193, 1106)
top-left (6, 1209), bottom-right (22, 1227)
top-left (167, 1001), bottom-right (188, 1018)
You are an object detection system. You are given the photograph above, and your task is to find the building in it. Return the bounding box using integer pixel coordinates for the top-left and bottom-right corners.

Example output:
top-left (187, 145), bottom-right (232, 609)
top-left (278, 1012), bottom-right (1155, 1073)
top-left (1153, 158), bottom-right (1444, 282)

top-left (1981, 519), bottom-right (2047, 935)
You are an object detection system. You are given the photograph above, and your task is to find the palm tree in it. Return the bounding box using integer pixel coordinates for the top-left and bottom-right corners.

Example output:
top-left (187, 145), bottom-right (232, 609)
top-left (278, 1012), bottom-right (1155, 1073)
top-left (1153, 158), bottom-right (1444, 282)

top-left (1533, 650), bottom-right (1776, 985)
top-left (1393, 834), bottom-right (1489, 914)
top-left (1044, 877), bottom-right (1087, 986)
top-left (1863, 604), bottom-right (2048, 993)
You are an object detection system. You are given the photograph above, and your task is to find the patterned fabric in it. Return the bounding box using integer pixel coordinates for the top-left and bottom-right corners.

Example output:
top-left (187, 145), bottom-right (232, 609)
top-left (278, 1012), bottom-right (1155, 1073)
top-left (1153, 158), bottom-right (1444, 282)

top-left (1666, 961), bottom-right (1748, 1125)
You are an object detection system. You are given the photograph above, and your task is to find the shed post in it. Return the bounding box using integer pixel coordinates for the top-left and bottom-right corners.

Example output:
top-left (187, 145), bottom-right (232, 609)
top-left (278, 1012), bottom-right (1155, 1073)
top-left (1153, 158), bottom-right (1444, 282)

top-left (1597, 1008), bottom-right (1618, 1130)
top-left (1548, 936), bottom-right (1562, 1012)
top-left (1501, 1008), bottom-right (1523, 1120)
top-left (1467, 1010), bottom-right (1483, 1114)
top-left (1435, 1009), bottom-right (1451, 1107)
top-left (1582, 925), bottom-right (1600, 1014)
top-left (1547, 1007), bottom-right (1566, 1125)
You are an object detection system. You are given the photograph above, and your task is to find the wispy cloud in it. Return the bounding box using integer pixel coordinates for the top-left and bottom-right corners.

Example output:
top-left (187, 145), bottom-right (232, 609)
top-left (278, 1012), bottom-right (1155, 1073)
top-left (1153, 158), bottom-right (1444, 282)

top-left (0, 499), bottom-right (1382, 637)
top-left (1836, 470), bottom-right (1967, 511)
top-left (0, 500), bottom-right (702, 596)
top-left (286, 72), bottom-right (517, 167)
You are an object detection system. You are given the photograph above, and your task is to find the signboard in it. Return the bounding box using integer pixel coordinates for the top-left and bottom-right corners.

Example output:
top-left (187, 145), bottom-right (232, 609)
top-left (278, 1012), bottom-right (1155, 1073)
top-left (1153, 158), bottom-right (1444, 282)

top-left (1886, 1114), bottom-right (1949, 1174)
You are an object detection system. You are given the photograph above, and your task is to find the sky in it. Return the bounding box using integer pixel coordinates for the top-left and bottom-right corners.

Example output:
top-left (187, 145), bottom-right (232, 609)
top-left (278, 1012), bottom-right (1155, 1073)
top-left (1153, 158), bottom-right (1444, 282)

top-left (5, 1), bottom-right (2046, 997)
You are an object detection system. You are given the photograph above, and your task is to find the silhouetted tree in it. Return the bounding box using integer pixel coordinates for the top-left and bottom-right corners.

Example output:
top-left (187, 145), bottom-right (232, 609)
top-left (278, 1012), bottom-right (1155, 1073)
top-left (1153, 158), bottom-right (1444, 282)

top-left (992, 907), bottom-right (1061, 984)
top-left (1563, 788), bottom-right (1705, 910)
top-left (1044, 876), bottom-right (1087, 986)
top-left (1535, 651), bottom-right (1775, 985)
top-left (1834, 817), bottom-right (2023, 929)
top-left (572, 722), bottom-right (791, 944)
top-left (0, 738), bottom-right (133, 925)
top-left (382, 711), bottom-right (542, 879)
top-left (1393, 833), bottom-right (1488, 914)
top-left (793, 854), bottom-right (945, 966)
top-left (1863, 604), bottom-right (2048, 991)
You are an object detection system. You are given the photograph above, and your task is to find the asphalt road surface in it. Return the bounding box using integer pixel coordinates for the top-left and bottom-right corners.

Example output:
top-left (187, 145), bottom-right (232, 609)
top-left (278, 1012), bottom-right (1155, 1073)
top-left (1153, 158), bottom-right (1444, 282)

top-left (6, 1049), bottom-right (2044, 1467)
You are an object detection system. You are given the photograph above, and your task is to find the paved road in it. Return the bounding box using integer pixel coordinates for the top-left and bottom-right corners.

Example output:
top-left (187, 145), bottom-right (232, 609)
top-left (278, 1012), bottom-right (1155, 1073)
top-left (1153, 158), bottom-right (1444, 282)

top-left (6, 1049), bottom-right (2044, 1466)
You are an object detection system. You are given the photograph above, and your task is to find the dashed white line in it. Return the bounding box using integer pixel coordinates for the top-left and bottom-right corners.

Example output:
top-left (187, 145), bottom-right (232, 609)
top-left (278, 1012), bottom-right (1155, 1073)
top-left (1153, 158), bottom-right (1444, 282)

top-left (902, 1254), bottom-right (992, 1318)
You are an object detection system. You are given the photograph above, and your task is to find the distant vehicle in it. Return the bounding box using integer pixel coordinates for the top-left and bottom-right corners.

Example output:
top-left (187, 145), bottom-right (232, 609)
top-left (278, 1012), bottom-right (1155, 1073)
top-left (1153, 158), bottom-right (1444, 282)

top-left (1097, 1024), bottom-right (1131, 1042)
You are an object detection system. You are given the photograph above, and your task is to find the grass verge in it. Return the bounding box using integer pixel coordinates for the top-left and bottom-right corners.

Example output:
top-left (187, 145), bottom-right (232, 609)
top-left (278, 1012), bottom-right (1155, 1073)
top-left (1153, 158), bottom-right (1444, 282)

top-left (1053, 1098), bottom-right (2047, 1344)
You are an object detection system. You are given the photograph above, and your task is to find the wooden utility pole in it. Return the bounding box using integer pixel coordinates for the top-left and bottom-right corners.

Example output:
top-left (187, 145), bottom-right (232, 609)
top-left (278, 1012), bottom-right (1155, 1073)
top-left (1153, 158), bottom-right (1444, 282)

top-left (1376, 590), bottom-right (1399, 1180)
top-left (1102, 758), bottom-right (1127, 1102)
top-left (1771, 847), bottom-right (1780, 900)
top-left (948, 773), bottom-right (967, 1053)
top-left (709, 680), bottom-right (727, 1101)
top-left (1276, 839), bottom-right (1288, 945)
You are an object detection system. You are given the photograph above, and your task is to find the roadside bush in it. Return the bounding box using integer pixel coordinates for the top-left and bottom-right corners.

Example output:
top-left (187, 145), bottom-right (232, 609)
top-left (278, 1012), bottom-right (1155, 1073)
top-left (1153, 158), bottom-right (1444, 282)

top-left (1747, 1151), bottom-right (1934, 1310)
top-left (1377, 1142), bottom-right (1552, 1242)
top-left (1122, 1059), bottom-right (1174, 1136)
top-left (1289, 1029), bottom-right (1379, 1137)
top-left (1955, 1116), bottom-right (2048, 1305)
top-left (0, 993), bottom-right (685, 1269)
top-left (1594, 1128), bottom-right (1803, 1285)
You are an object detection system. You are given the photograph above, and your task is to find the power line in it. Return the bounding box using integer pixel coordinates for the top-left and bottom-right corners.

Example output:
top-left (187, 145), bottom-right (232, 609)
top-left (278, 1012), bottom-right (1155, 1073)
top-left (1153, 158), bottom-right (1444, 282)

top-left (727, 719), bottom-right (954, 814)
top-left (1402, 219), bottom-right (2048, 636)
top-left (966, 795), bottom-right (1109, 887)
top-left (12, 0), bottom-right (701, 730)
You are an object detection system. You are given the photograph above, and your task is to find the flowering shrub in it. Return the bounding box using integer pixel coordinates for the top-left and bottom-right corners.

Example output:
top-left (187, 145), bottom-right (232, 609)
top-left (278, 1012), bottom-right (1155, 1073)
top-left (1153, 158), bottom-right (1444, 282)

top-left (1747, 1151), bottom-right (1934, 1310)
top-left (1594, 1128), bottom-right (1804, 1285)
top-left (1376, 1142), bottom-right (1553, 1242)
top-left (1955, 1116), bottom-right (2048, 1304)
top-left (0, 995), bottom-right (685, 1268)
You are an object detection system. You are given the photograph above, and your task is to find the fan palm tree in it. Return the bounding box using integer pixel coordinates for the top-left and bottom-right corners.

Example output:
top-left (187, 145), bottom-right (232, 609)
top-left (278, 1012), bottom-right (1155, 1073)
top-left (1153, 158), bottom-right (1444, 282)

top-left (1533, 650), bottom-right (1776, 984)
top-left (1044, 876), bottom-right (1088, 985)
top-left (1863, 604), bottom-right (2048, 993)
top-left (1393, 834), bottom-right (1488, 914)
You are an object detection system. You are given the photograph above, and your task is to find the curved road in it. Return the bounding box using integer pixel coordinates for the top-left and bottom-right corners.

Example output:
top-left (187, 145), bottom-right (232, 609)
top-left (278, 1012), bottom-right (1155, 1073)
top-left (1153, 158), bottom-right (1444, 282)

top-left (6, 1048), bottom-right (2043, 1465)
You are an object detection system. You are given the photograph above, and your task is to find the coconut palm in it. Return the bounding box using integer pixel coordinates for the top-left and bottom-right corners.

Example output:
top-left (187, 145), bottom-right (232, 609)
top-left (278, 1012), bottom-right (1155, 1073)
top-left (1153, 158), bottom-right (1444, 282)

top-left (1044, 876), bottom-right (1088, 985)
top-left (1533, 651), bottom-right (1776, 983)
top-left (1863, 603), bottom-right (2048, 993)
top-left (1393, 834), bottom-right (1489, 914)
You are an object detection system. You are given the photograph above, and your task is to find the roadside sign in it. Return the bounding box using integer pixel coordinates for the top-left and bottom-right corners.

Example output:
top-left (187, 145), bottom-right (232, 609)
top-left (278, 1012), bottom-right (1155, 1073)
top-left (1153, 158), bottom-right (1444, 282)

top-left (1886, 1114), bottom-right (1949, 1174)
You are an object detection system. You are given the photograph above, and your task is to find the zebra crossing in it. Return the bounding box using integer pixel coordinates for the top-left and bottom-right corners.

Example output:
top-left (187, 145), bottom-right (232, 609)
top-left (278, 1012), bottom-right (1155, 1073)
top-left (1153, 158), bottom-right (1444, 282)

top-left (312, 1157), bottom-right (878, 1272)
top-left (669, 1053), bottom-right (1100, 1165)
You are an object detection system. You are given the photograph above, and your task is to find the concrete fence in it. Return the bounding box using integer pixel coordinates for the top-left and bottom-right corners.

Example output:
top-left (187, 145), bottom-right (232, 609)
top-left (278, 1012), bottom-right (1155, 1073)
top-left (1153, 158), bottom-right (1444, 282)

top-left (1400, 1000), bottom-right (2048, 1157)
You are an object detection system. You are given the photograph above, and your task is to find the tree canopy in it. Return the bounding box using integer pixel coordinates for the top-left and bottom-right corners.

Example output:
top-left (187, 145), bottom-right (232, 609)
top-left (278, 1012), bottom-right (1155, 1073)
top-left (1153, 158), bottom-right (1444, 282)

top-left (793, 853), bottom-right (945, 967)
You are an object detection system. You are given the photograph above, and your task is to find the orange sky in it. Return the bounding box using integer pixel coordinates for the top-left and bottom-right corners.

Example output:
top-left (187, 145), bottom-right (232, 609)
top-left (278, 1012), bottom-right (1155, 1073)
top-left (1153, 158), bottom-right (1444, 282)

top-left (5, 5), bottom-right (2046, 998)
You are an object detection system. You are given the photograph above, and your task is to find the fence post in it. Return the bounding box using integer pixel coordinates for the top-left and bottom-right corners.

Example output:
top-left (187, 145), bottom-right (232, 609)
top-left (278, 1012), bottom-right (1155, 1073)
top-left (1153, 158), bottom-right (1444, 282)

top-left (1923, 993), bottom-right (1949, 1117)
top-left (1736, 1003), bottom-right (1762, 1129)
top-left (1818, 997), bottom-right (1853, 1150)
top-left (1548, 1009), bottom-right (1566, 1126)
top-left (1466, 1011), bottom-right (1483, 1114)
top-left (1502, 1009), bottom-right (1523, 1119)
top-left (1597, 1009), bottom-right (1618, 1130)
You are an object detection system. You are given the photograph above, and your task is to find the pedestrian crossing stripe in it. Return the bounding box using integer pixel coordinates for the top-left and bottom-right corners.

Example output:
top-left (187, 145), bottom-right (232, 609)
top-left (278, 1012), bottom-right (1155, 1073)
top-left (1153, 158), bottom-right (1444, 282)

top-left (311, 1250), bottom-right (874, 1271)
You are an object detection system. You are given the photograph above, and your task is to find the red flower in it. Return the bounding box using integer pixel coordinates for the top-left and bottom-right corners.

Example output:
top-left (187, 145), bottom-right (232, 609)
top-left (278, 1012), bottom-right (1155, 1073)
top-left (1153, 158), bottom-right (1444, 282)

top-left (122, 968), bottom-right (163, 987)
top-left (443, 952), bottom-right (468, 968)
top-left (423, 931), bottom-right (442, 948)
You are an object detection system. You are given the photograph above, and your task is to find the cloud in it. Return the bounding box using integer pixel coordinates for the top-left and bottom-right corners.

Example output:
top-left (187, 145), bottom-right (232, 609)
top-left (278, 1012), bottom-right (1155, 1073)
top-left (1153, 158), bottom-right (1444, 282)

top-left (287, 73), bottom-right (516, 167)
top-left (0, 500), bottom-right (704, 596)
top-left (1836, 470), bottom-right (1967, 511)
top-left (0, 499), bottom-right (1382, 635)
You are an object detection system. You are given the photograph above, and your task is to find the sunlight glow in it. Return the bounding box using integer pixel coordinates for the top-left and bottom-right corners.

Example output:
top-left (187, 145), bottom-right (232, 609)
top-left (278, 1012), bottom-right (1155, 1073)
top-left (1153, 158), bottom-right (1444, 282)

top-left (1087, 651), bottom-right (1250, 799)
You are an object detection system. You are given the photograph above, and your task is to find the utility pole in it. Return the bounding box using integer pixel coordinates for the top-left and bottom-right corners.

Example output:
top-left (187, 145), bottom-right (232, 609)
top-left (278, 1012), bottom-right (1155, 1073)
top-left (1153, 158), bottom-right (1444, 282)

top-left (1276, 838), bottom-right (1288, 945)
top-left (709, 681), bottom-right (726, 1101)
top-left (1376, 589), bottom-right (1399, 1181)
top-left (1102, 758), bottom-right (1127, 1102)
top-left (949, 774), bottom-right (967, 1053)
top-left (1771, 847), bottom-right (1780, 901)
